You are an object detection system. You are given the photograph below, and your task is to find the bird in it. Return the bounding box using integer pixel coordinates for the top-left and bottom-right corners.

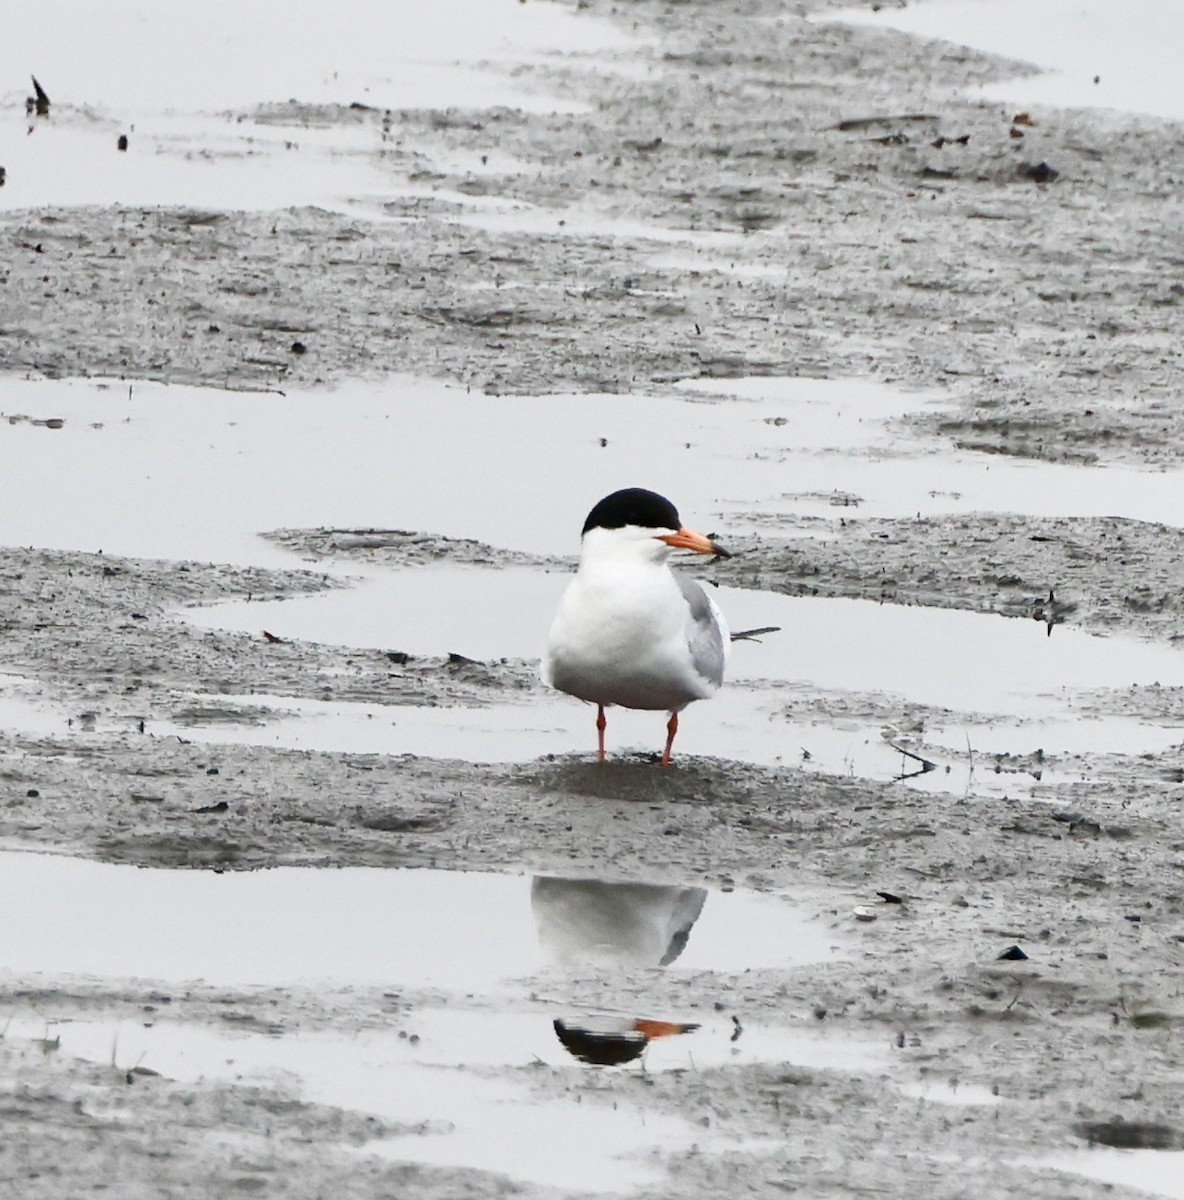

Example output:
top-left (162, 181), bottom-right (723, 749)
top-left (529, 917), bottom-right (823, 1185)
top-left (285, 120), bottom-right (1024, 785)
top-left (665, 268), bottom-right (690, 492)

top-left (542, 487), bottom-right (730, 765)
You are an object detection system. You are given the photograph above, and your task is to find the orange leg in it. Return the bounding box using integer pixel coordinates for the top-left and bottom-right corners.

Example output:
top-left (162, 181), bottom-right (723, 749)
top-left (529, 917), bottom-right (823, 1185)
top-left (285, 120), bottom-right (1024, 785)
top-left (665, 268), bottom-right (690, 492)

top-left (596, 705), bottom-right (607, 763)
top-left (660, 711), bottom-right (678, 766)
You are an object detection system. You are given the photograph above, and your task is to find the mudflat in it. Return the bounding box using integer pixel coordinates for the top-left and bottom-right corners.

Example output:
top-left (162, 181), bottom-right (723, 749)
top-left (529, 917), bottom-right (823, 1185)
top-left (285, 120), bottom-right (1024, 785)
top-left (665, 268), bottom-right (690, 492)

top-left (2, 2), bottom-right (1183, 1197)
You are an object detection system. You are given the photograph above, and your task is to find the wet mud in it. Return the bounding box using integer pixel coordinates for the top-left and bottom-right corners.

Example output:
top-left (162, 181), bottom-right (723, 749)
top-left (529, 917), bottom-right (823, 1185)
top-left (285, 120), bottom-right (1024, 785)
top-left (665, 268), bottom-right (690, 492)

top-left (719, 512), bottom-right (1184, 640)
top-left (4, 1), bottom-right (1183, 465)
top-left (4, 1), bottom-right (1184, 1198)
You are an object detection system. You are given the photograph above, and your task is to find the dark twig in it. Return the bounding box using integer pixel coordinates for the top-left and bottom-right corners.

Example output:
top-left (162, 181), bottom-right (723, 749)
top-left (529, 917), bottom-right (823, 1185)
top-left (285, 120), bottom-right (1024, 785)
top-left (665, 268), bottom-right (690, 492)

top-left (730, 625), bottom-right (781, 643)
top-left (886, 740), bottom-right (936, 770)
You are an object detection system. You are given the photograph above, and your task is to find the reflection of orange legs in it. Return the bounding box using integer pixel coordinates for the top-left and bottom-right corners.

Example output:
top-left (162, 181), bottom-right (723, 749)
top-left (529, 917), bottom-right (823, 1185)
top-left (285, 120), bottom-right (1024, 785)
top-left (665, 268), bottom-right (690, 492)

top-left (596, 705), bottom-right (607, 763)
top-left (660, 711), bottom-right (678, 766)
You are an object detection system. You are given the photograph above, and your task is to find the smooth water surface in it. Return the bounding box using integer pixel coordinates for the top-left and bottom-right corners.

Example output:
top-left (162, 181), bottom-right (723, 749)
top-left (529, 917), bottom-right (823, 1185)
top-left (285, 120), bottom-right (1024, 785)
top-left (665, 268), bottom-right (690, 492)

top-left (828, 0), bottom-right (1184, 120)
top-left (0, 851), bottom-right (837, 988)
top-left (5, 376), bottom-right (1184, 567)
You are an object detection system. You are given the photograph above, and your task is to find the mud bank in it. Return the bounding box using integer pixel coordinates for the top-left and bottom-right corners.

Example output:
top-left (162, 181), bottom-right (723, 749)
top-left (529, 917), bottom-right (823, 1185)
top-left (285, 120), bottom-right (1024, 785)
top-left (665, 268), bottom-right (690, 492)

top-left (4, 0), bottom-right (1184, 1197)
top-left (719, 513), bottom-right (1184, 640)
top-left (3, 710), bottom-right (1183, 1197)
top-left (270, 513), bottom-right (1184, 643)
top-left (3, 0), bottom-right (1183, 466)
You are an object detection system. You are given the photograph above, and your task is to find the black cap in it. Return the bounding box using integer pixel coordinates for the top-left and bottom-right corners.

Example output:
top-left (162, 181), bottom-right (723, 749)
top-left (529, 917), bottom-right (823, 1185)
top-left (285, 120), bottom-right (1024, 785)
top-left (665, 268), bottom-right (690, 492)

top-left (582, 488), bottom-right (680, 536)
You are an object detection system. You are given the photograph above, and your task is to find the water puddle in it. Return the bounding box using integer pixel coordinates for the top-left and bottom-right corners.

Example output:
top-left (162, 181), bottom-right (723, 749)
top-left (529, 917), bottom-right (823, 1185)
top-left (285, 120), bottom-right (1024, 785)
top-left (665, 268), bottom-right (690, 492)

top-left (1, 0), bottom-right (642, 217)
top-left (0, 674), bottom-right (78, 738)
top-left (2, 0), bottom-right (637, 116)
top-left (897, 1077), bottom-right (1001, 1106)
top-left (1039, 1148), bottom-right (1184, 1200)
top-left (7, 376), bottom-right (1184, 571)
top-left (172, 566), bottom-right (1184, 789)
top-left (0, 852), bottom-right (836, 988)
top-left (825, 0), bottom-right (1184, 121)
top-left (3, 1014), bottom-right (703, 1192)
top-left (1, 112), bottom-right (423, 215)
top-left (5, 1005), bottom-right (865, 1189)
top-left (0, 850), bottom-right (846, 1189)
top-left (0, 848), bottom-right (1012, 1188)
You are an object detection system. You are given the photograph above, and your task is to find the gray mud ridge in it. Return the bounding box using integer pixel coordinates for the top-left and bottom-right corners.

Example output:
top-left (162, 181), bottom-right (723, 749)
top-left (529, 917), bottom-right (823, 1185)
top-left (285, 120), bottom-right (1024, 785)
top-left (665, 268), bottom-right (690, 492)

top-left (0, 1035), bottom-right (479, 1200)
top-left (720, 513), bottom-right (1184, 640)
top-left (3, 0), bottom-right (1183, 466)
top-left (0, 547), bottom-right (539, 720)
top-left (264, 525), bottom-right (567, 569)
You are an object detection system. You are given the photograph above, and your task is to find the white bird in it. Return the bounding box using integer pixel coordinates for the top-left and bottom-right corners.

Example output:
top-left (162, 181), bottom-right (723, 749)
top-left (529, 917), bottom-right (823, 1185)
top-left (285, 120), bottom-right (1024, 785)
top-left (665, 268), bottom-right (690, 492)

top-left (542, 487), bottom-right (730, 765)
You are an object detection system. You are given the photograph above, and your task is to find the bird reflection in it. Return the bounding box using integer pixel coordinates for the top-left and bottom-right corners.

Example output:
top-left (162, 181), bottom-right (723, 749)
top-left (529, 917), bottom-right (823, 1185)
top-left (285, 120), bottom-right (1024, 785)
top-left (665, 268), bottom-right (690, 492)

top-left (553, 1016), bottom-right (699, 1066)
top-left (531, 876), bottom-right (707, 968)
top-left (531, 876), bottom-right (708, 1066)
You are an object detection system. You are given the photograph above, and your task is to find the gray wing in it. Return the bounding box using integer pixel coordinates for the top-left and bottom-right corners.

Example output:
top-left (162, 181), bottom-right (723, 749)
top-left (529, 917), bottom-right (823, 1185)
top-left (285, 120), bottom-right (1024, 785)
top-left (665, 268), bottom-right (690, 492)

top-left (677, 574), bottom-right (727, 689)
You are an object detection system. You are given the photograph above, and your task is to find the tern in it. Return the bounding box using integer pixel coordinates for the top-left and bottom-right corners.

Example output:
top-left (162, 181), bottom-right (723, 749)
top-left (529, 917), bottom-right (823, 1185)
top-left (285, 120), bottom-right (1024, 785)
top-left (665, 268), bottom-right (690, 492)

top-left (543, 487), bottom-right (730, 765)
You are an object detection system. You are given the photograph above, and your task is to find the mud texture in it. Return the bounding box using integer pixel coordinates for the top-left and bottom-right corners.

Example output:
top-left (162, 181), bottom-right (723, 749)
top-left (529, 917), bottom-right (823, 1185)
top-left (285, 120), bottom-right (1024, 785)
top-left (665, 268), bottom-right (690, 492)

top-left (718, 513), bottom-right (1184, 641)
top-left (3, 0), bottom-right (1183, 465)
top-left (4, 1), bottom-right (1184, 1198)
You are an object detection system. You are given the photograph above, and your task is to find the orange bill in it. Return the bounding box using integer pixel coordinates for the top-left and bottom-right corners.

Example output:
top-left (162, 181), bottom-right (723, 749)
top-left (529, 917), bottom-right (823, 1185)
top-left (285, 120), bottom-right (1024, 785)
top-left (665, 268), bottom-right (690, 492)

top-left (632, 1019), bottom-right (700, 1040)
top-left (658, 527), bottom-right (731, 558)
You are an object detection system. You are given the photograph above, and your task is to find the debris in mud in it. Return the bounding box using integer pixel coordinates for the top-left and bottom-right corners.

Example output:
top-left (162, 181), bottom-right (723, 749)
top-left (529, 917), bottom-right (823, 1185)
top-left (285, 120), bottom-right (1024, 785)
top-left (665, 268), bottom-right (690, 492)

top-left (729, 625), bottom-right (780, 643)
top-left (6, 415), bottom-right (65, 429)
top-left (27, 76), bottom-right (50, 117)
top-left (117, 134), bottom-right (129, 152)
top-left (1018, 161), bottom-right (1059, 183)
top-left (830, 113), bottom-right (939, 132)
top-left (1032, 589), bottom-right (1076, 636)
top-left (885, 740), bottom-right (936, 776)
top-left (997, 945), bottom-right (1029, 961)
top-left (1076, 1121), bottom-right (1184, 1150)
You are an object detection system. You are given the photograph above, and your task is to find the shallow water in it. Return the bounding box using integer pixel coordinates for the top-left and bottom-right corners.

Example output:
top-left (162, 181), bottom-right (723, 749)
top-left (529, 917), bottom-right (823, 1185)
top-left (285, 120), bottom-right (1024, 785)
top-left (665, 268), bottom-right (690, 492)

top-left (897, 1078), bottom-right (1001, 1106)
top-left (0, 851), bottom-right (837, 988)
top-left (0, 375), bottom-right (932, 564)
top-left (827, 0), bottom-right (1184, 121)
top-left (4, 1005), bottom-right (886, 1190)
top-left (8, 669), bottom-right (1168, 799)
top-left (1, 113), bottom-right (424, 214)
top-left (0, 0), bottom-right (640, 217)
top-left (1, 0), bottom-right (637, 114)
top-left (1039, 1148), bottom-right (1184, 1200)
top-left (6, 376), bottom-right (1184, 570)
top-left (177, 565), bottom-right (1184, 780)
top-left (0, 850), bottom-right (846, 1189)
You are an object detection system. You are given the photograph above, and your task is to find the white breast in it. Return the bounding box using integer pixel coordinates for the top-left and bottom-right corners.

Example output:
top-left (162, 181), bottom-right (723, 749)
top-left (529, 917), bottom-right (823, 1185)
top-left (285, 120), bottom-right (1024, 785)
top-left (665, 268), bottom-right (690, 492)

top-left (543, 553), bottom-right (723, 712)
